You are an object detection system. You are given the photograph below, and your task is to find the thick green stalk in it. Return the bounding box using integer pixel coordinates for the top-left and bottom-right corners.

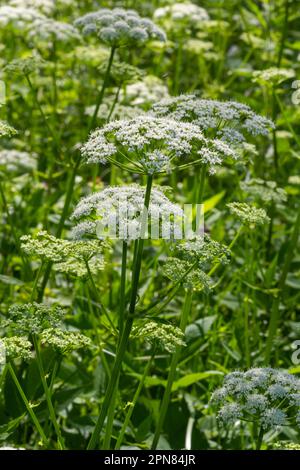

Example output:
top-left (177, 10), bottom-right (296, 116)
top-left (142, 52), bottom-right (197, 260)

top-left (265, 205), bottom-right (300, 363)
top-left (151, 290), bottom-right (193, 450)
top-left (7, 363), bottom-right (48, 447)
top-left (33, 336), bottom-right (65, 449)
top-left (119, 241), bottom-right (128, 335)
top-left (88, 46), bottom-right (116, 133)
top-left (115, 353), bottom-right (154, 450)
top-left (87, 176), bottom-right (153, 450)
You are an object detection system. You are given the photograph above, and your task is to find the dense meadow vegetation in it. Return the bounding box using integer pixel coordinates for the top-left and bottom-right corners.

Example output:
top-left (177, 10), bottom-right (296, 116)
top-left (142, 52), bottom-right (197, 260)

top-left (0, 0), bottom-right (299, 452)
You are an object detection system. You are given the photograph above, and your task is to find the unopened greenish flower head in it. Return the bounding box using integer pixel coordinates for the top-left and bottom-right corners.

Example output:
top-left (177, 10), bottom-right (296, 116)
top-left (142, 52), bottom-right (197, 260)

top-left (240, 178), bottom-right (287, 205)
top-left (163, 257), bottom-right (212, 292)
top-left (21, 231), bottom-right (106, 277)
top-left (6, 302), bottom-right (65, 334)
top-left (1, 336), bottom-right (32, 360)
top-left (132, 321), bottom-right (185, 353)
top-left (211, 368), bottom-right (300, 431)
top-left (227, 202), bottom-right (270, 227)
top-left (40, 328), bottom-right (92, 354)
top-left (4, 53), bottom-right (46, 76)
top-left (0, 120), bottom-right (17, 138)
top-left (75, 8), bottom-right (166, 47)
top-left (252, 67), bottom-right (295, 87)
top-left (97, 61), bottom-right (144, 86)
top-left (81, 114), bottom-right (236, 175)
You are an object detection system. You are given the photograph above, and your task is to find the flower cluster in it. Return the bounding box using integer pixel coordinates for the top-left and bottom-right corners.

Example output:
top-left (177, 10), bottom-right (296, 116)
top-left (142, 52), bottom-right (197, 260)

top-left (152, 95), bottom-right (274, 145)
top-left (0, 6), bottom-right (43, 29)
top-left (252, 67), bottom-right (295, 86)
top-left (98, 61), bottom-right (144, 86)
top-left (8, 0), bottom-right (55, 15)
top-left (75, 8), bottom-right (166, 47)
top-left (81, 115), bottom-right (236, 174)
top-left (71, 184), bottom-right (183, 241)
top-left (40, 328), bottom-right (92, 354)
top-left (211, 368), bottom-right (300, 431)
top-left (21, 231), bottom-right (106, 277)
top-left (227, 202), bottom-right (270, 227)
top-left (0, 120), bottom-right (17, 138)
top-left (119, 76), bottom-right (170, 107)
top-left (162, 235), bottom-right (230, 292)
top-left (4, 54), bottom-right (46, 76)
top-left (0, 149), bottom-right (37, 173)
top-left (132, 321), bottom-right (186, 353)
top-left (240, 178), bottom-right (287, 205)
top-left (1, 336), bottom-right (32, 361)
top-left (29, 18), bottom-right (81, 43)
top-left (154, 3), bottom-right (209, 30)
top-left (163, 257), bottom-right (212, 292)
top-left (5, 302), bottom-right (65, 334)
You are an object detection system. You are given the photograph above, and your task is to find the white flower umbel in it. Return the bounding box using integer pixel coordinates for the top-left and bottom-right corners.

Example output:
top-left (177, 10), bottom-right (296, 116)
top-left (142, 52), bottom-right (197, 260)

top-left (75, 8), bottom-right (166, 47)
top-left (152, 95), bottom-right (274, 145)
top-left (71, 184), bottom-right (183, 241)
top-left (0, 6), bottom-right (43, 28)
top-left (29, 17), bottom-right (81, 43)
top-left (81, 114), bottom-right (236, 175)
top-left (8, 0), bottom-right (55, 15)
top-left (240, 178), bottom-right (287, 205)
top-left (252, 67), bottom-right (295, 87)
top-left (0, 149), bottom-right (37, 173)
top-left (211, 368), bottom-right (300, 432)
top-left (154, 3), bottom-right (209, 27)
top-left (120, 76), bottom-right (170, 107)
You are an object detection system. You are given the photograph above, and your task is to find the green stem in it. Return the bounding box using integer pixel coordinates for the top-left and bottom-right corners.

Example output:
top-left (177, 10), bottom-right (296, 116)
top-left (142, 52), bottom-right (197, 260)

top-left (265, 204), bottom-right (300, 363)
top-left (87, 175), bottom-right (153, 450)
top-left (88, 46), bottom-right (116, 133)
top-left (255, 426), bottom-right (264, 450)
top-left (33, 336), bottom-right (65, 449)
top-left (151, 289), bottom-right (193, 450)
top-left (7, 363), bottom-right (48, 447)
top-left (115, 352), bottom-right (154, 450)
top-left (119, 241), bottom-right (128, 336)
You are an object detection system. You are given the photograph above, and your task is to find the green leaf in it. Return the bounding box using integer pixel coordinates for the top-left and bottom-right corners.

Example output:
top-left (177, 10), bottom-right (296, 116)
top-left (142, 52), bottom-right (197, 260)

top-left (172, 371), bottom-right (223, 391)
top-left (204, 191), bottom-right (225, 213)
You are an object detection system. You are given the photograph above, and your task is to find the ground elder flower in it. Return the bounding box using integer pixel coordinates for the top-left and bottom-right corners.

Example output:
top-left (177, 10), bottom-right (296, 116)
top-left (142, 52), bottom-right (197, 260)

top-left (40, 328), bottom-right (92, 354)
top-left (29, 17), bottom-right (81, 43)
top-left (132, 321), bottom-right (185, 353)
top-left (211, 368), bottom-right (300, 431)
top-left (75, 8), bottom-right (166, 47)
top-left (1, 336), bottom-right (32, 360)
top-left (0, 6), bottom-right (43, 29)
top-left (154, 3), bottom-right (209, 31)
top-left (152, 95), bottom-right (274, 144)
top-left (120, 76), bottom-right (170, 107)
top-left (71, 184), bottom-right (183, 241)
top-left (240, 178), bottom-right (287, 205)
top-left (8, 0), bottom-right (55, 15)
top-left (5, 302), bottom-right (65, 334)
top-left (227, 202), bottom-right (270, 228)
top-left (81, 115), bottom-right (236, 175)
top-left (0, 149), bottom-right (37, 173)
